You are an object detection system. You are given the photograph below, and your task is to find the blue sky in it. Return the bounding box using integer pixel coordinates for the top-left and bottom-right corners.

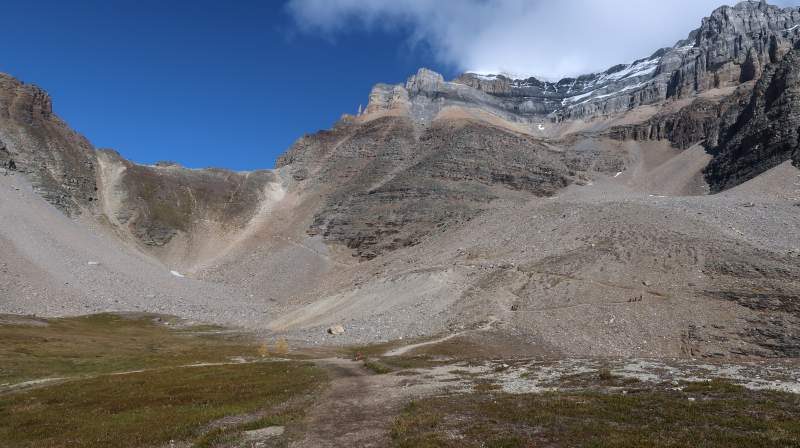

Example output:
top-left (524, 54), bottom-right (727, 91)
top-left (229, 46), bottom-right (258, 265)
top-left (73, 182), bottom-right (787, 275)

top-left (0, 0), bottom-right (449, 170)
top-left (1, 0), bottom-right (797, 170)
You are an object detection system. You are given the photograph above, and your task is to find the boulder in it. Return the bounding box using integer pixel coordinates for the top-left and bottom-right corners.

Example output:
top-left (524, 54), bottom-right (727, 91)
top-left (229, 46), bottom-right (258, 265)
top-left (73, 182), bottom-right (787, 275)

top-left (327, 325), bottom-right (345, 335)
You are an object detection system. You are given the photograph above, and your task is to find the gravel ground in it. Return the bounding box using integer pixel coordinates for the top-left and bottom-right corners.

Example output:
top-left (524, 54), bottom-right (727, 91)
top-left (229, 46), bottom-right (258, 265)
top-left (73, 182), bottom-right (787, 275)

top-left (2, 155), bottom-right (799, 358)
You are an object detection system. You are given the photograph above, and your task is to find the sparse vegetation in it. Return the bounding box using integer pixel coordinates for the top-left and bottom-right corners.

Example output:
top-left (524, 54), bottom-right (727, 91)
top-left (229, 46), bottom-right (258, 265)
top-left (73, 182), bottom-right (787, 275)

top-left (0, 362), bottom-right (326, 448)
top-left (0, 313), bottom-right (328, 448)
top-left (193, 408), bottom-right (308, 448)
top-left (381, 355), bottom-right (449, 370)
top-left (597, 367), bottom-right (615, 381)
top-left (0, 313), bottom-right (258, 384)
top-left (274, 338), bottom-right (290, 356)
top-left (363, 358), bottom-right (394, 375)
top-left (390, 382), bottom-right (800, 447)
top-left (473, 380), bottom-right (501, 392)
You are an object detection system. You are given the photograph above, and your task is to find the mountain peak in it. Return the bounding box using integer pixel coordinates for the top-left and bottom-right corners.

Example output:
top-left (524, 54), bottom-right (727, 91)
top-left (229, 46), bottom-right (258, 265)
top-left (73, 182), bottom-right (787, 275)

top-left (405, 68), bottom-right (445, 94)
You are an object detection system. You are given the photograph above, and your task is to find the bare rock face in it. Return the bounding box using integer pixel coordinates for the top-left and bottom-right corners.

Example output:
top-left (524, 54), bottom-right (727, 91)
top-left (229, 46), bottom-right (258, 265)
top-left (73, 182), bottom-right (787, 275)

top-left (364, 83), bottom-right (409, 115)
top-left (405, 68), bottom-right (444, 95)
top-left (606, 83), bottom-right (756, 150)
top-left (667, 0), bottom-right (800, 97)
top-left (325, 3), bottom-right (800, 152)
top-left (448, 2), bottom-right (800, 122)
top-left (705, 42), bottom-right (800, 191)
top-left (278, 112), bottom-right (619, 260)
top-left (0, 74), bottom-right (98, 215)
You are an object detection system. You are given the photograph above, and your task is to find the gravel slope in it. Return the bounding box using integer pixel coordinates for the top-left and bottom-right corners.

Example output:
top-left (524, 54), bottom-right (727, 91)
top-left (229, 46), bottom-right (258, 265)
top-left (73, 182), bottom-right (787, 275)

top-left (3, 148), bottom-right (800, 358)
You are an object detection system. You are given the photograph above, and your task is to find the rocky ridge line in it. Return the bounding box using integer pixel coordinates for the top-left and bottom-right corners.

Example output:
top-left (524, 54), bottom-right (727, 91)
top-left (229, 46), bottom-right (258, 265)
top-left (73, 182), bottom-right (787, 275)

top-left (365, 1), bottom-right (800, 125)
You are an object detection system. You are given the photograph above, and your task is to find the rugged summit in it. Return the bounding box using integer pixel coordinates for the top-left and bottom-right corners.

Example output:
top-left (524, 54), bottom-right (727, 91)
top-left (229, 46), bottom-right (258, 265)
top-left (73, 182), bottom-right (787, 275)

top-left (456, 0), bottom-right (800, 121)
top-left (2, 1), bottom-right (800, 359)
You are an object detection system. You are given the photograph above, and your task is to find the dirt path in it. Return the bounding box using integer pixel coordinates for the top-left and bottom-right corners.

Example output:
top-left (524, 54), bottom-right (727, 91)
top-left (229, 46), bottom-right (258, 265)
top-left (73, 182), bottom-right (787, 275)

top-left (289, 358), bottom-right (398, 447)
top-left (0, 359), bottom-right (279, 394)
top-left (383, 318), bottom-right (498, 357)
top-left (290, 357), bottom-right (461, 447)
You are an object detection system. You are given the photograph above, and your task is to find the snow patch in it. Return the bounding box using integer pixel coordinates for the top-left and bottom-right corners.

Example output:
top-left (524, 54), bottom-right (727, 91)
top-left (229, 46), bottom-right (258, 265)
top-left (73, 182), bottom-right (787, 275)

top-left (466, 70), bottom-right (547, 82)
top-left (562, 90), bottom-right (596, 105)
top-left (170, 270), bottom-right (185, 278)
top-left (593, 57), bottom-right (660, 86)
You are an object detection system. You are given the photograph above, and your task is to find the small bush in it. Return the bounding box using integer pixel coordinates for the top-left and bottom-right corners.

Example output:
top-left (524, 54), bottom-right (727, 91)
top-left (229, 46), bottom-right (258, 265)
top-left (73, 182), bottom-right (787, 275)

top-left (363, 359), bottom-right (393, 375)
top-left (598, 368), bottom-right (616, 381)
top-left (274, 338), bottom-right (290, 356)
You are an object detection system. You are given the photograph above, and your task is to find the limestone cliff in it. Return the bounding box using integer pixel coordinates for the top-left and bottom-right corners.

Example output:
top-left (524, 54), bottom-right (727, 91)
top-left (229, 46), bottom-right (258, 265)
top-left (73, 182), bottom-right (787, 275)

top-left (706, 42), bottom-right (800, 191)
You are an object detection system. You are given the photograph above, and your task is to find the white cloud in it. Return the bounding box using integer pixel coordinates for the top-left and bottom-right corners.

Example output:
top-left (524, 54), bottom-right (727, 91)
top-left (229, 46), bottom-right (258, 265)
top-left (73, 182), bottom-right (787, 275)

top-left (287, 0), bottom-right (800, 80)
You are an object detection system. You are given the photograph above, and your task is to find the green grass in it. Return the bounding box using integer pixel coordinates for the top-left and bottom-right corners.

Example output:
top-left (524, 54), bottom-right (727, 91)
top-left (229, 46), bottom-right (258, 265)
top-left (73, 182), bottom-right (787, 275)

top-left (0, 361), bottom-right (326, 448)
top-left (390, 382), bottom-right (800, 448)
top-left (0, 313), bottom-right (258, 384)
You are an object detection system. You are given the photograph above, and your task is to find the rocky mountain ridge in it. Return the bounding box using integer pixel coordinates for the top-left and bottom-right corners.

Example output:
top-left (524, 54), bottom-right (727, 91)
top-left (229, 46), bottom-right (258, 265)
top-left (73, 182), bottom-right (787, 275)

top-left (0, 73), bottom-right (98, 215)
top-left (365, 1), bottom-right (800, 125)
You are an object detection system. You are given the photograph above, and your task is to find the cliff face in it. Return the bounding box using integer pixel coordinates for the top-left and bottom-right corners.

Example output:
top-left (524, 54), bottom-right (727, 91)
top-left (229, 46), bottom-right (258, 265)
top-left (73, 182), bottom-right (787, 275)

top-left (605, 83), bottom-right (757, 150)
top-left (0, 74), bottom-right (98, 215)
top-left (379, 2), bottom-right (800, 123)
top-left (606, 26), bottom-right (800, 192)
top-left (705, 42), bottom-right (800, 192)
top-left (671, 0), bottom-right (800, 94)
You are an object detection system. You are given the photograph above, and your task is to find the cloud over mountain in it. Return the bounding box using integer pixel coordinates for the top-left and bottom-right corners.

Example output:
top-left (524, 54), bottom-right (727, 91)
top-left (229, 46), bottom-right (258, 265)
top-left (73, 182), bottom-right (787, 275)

top-left (287, 0), bottom-right (799, 79)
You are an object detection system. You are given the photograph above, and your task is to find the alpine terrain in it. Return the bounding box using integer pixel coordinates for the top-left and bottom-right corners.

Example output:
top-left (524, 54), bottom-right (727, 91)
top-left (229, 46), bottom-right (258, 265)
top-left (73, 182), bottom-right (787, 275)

top-left (2, 2), bottom-right (800, 446)
top-left (2, 0), bottom-right (800, 357)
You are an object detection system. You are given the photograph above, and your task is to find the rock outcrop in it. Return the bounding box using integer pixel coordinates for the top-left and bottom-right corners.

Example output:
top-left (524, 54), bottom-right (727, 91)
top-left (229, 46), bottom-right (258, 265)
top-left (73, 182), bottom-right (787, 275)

top-left (0, 74), bottom-right (98, 215)
top-left (605, 83), bottom-right (756, 150)
top-left (705, 42), bottom-right (800, 191)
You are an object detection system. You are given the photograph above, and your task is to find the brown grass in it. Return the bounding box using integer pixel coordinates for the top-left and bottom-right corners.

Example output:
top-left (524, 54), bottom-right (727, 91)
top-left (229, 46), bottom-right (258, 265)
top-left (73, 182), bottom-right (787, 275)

top-left (0, 313), bottom-right (328, 448)
top-left (0, 313), bottom-right (258, 384)
top-left (390, 381), bottom-right (800, 447)
top-left (0, 362), bottom-right (326, 448)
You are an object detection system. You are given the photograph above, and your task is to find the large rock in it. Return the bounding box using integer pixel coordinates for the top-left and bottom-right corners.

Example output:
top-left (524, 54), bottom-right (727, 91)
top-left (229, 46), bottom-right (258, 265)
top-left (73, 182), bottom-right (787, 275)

top-left (327, 325), bottom-right (345, 335)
